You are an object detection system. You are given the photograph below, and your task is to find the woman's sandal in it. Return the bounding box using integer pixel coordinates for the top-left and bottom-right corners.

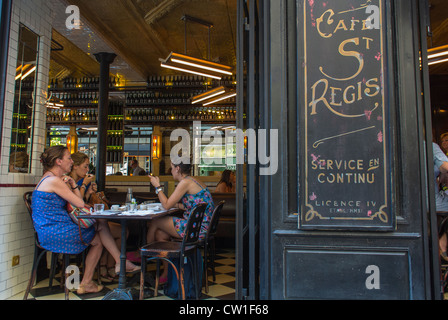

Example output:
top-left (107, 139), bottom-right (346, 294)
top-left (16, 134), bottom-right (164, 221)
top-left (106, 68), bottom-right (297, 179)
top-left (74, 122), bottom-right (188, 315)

top-left (77, 281), bottom-right (104, 295)
top-left (99, 265), bottom-right (114, 283)
top-left (158, 275), bottom-right (168, 285)
top-left (115, 260), bottom-right (141, 275)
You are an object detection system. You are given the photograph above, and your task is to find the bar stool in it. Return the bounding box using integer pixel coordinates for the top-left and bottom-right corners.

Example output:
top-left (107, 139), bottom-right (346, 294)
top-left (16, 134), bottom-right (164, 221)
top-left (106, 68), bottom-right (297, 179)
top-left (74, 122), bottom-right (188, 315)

top-left (139, 203), bottom-right (207, 300)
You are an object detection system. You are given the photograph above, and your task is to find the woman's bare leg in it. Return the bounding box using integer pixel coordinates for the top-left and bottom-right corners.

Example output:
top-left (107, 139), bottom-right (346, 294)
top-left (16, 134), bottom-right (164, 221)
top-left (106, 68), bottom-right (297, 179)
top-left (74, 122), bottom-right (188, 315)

top-left (96, 220), bottom-right (137, 271)
top-left (146, 217), bottom-right (182, 279)
top-left (80, 233), bottom-right (103, 286)
top-left (147, 216), bottom-right (180, 244)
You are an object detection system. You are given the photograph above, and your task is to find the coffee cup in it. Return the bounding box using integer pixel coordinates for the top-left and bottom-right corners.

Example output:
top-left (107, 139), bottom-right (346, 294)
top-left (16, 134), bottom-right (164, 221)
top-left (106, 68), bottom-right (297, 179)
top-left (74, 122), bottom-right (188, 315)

top-left (111, 205), bottom-right (120, 211)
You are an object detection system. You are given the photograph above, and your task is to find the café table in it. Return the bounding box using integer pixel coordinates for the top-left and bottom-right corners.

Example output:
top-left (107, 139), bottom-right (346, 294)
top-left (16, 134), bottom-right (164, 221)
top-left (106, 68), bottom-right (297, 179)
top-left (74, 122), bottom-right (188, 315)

top-left (79, 206), bottom-right (182, 300)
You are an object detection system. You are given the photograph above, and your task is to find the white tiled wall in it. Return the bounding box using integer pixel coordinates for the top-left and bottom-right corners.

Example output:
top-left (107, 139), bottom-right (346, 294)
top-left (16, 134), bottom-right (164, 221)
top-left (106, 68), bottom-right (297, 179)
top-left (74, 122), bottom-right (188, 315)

top-left (0, 0), bottom-right (52, 300)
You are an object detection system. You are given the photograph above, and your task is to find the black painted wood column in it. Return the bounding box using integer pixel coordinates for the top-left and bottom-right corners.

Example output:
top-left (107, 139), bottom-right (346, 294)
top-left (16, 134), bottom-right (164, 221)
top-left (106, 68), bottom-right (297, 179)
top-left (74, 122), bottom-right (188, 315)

top-left (0, 0), bottom-right (12, 158)
top-left (94, 52), bottom-right (116, 191)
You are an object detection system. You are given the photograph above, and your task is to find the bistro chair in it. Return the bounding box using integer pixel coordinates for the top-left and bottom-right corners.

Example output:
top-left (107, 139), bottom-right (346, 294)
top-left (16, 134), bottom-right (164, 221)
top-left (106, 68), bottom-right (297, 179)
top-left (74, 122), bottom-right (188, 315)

top-left (139, 203), bottom-right (207, 300)
top-left (198, 201), bottom-right (225, 293)
top-left (23, 191), bottom-right (94, 300)
top-left (438, 211), bottom-right (448, 293)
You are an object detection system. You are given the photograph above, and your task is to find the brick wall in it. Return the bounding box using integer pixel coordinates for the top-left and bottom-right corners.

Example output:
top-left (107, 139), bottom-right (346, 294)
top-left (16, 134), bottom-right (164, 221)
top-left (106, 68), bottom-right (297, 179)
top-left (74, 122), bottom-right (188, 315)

top-left (0, 0), bottom-right (52, 299)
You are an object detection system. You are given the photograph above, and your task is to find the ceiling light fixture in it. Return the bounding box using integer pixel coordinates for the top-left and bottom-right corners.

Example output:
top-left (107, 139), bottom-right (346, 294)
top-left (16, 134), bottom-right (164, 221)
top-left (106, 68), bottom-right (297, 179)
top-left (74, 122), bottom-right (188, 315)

top-left (45, 92), bottom-right (65, 109)
top-left (159, 15), bottom-right (233, 80)
top-left (191, 86), bottom-right (236, 106)
top-left (428, 45), bottom-right (448, 66)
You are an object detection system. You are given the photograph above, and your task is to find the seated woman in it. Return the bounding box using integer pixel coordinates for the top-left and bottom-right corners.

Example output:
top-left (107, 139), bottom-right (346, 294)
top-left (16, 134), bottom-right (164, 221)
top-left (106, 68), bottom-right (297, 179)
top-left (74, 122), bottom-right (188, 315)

top-left (147, 161), bottom-right (215, 283)
top-left (433, 142), bottom-right (448, 260)
top-left (215, 170), bottom-right (236, 193)
top-left (32, 146), bottom-right (139, 294)
top-left (68, 152), bottom-right (127, 281)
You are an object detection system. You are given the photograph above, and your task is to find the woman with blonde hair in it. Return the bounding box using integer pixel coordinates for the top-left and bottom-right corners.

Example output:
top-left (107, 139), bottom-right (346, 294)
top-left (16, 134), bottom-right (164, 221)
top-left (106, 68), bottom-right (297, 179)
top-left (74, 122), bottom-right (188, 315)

top-left (68, 152), bottom-right (132, 281)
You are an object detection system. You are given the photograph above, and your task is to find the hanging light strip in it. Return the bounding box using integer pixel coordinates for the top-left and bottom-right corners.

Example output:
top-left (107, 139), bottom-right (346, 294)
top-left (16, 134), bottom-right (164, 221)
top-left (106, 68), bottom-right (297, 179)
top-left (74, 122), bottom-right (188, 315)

top-left (191, 86), bottom-right (226, 104)
top-left (160, 52), bottom-right (233, 80)
top-left (428, 44), bottom-right (448, 66)
top-left (160, 62), bottom-right (222, 80)
top-left (191, 86), bottom-right (236, 106)
top-left (203, 92), bottom-right (237, 106)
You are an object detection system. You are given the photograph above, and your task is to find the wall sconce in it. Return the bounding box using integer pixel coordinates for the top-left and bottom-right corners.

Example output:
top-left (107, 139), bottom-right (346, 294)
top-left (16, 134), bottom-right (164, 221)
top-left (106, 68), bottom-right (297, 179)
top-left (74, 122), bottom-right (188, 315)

top-left (151, 134), bottom-right (161, 160)
top-left (66, 126), bottom-right (78, 154)
top-left (191, 86), bottom-right (236, 106)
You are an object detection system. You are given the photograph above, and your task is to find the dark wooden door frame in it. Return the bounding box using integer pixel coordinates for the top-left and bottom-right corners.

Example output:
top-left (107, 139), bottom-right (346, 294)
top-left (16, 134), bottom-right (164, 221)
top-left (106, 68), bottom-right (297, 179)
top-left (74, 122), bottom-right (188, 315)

top-left (0, 0), bottom-right (13, 159)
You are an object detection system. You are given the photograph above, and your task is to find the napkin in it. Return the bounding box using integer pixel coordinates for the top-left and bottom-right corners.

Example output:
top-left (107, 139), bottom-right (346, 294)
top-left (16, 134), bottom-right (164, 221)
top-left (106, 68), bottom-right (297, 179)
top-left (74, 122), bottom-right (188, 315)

top-left (120, 210), bottom-right (156, 216)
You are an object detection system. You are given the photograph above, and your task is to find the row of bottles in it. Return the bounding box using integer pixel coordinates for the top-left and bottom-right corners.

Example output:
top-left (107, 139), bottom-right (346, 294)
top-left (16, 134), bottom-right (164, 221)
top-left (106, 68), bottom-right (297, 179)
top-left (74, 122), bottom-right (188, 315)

top-left (49, 77), bottom-right (121, 90)
top-left (107, 132), bottom-right (123, 149)
top-left (47, 109), bottom-right (98, 122)
top-left (47, 106), bottom-right (236, 123)
top-left (126, 90), bottom-right (199, 105)
top-left (147, 75), bottom-right (236, 88)
top-left (107, 106), bottom-right (124, 164)
top-left (51, 91), bottom-right (99, 106)
top-left (11, 101), bottom-right (31, 149)
top-left (46, 102), bottom-right (124, 122)
top-left (15, 77), bottom-right (35, 90)
top-left (106, 149), bottom-right (122, 163)
top-left (49, 74), bottom-right (236, 91)
top-left (125, 107), bottom-right (237, 122)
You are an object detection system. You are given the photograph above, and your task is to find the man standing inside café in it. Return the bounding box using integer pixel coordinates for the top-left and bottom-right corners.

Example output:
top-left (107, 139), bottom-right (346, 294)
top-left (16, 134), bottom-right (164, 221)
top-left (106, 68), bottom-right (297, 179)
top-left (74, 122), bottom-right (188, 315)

top-left (131, 159), bottom-right (146, 176)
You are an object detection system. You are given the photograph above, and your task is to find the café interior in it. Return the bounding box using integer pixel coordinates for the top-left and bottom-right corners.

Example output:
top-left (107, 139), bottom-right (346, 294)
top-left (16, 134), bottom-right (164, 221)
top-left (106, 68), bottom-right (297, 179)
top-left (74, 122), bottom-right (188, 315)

top-left (3, 0), bottom-right (448, 301)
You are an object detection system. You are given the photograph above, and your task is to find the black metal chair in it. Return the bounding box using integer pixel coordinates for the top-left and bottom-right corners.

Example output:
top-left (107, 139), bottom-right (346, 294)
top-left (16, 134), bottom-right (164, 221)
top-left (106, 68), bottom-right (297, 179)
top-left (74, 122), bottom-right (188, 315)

top-left (139, 203), bottom-right (207, 300)
top-left (199, 201), bottom-right (225, 293)
top-left (23, 191), bottom-right (94, 300)
top-left (438, 211), bottom-right (448, 294)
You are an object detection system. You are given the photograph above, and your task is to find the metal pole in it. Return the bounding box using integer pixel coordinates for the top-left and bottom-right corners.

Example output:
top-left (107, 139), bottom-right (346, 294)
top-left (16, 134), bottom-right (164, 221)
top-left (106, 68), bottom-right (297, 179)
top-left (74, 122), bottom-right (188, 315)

top-left (94, 52), bottom-right (116, 192)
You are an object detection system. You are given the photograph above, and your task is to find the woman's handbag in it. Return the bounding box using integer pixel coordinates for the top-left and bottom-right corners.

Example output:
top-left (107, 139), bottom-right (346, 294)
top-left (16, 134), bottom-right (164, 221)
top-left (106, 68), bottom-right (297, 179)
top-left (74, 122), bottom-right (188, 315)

top-left (88, 191), bottom-right (110, 210)
top-left (67, 203), bottom-right (96, 229)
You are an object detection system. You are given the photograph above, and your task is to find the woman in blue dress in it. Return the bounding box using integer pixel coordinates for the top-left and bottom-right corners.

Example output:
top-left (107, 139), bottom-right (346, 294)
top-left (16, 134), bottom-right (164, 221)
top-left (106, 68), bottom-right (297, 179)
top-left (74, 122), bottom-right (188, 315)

top-left (147, 161), bottom-right (215, 283)
top-left (32, 146), bottom-right (138, 294)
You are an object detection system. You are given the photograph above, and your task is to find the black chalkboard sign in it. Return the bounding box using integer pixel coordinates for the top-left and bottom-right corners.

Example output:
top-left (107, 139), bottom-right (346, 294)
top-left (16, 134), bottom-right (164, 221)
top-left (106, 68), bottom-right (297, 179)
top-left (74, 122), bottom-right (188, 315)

top-left (300, 0), bottom-right (394, 231)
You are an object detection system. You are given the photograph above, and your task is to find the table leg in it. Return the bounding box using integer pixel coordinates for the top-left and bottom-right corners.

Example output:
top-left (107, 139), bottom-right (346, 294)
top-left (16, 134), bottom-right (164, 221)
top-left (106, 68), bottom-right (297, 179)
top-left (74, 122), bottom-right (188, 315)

top-left (103, 219), bottom-right (132, 300)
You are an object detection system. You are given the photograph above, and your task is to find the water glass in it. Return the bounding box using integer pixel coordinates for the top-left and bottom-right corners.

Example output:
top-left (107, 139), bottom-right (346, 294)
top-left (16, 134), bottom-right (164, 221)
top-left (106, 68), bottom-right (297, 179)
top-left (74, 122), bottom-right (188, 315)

top-left (94, 203), bottom-right (105, 213)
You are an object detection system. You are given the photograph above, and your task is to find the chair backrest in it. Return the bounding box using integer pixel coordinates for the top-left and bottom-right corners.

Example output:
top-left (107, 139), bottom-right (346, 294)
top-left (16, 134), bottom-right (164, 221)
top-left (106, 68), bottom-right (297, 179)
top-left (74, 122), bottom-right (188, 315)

top-left (24, 191), bottom-right (33, 216)
top-left (182, 203), bottom-right (207, 248)
top-left (23, 191), bottom-right (43, 248)
top-left (206, 201), bottom-right (225, 238)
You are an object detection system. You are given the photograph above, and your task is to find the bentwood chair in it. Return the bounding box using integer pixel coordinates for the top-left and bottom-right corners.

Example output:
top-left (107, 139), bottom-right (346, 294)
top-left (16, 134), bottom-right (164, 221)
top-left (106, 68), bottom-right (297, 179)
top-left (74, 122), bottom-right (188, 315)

top-left (198, 201), bottom-right (225, 293)
top-left (139, 203), bottom-right (207, 300)
top-left (23, 191), bottom-right (94, 300)
top-left (438, 211), bottom-right (448, 293)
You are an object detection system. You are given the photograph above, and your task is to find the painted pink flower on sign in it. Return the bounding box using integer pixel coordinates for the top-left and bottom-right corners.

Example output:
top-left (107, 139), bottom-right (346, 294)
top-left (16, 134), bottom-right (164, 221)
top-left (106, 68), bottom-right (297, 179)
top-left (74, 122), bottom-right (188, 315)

top-left (378, 131), bottom-right (383, 143)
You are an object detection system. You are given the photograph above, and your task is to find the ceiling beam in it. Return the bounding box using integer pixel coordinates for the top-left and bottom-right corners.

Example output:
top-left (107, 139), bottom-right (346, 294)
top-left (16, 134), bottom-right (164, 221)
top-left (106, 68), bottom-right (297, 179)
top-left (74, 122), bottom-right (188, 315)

top-left (144, 0), bottom-right (184, 25)
top-left (50, 29), bottom-right (99, 77)
top-left (67, 0), bottom-right (167, 76)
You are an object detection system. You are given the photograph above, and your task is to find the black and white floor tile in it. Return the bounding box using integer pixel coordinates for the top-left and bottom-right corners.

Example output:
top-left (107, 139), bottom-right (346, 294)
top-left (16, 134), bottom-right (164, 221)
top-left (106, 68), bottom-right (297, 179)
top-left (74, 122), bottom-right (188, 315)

top-left (11, 249), bottom-right (235, 301)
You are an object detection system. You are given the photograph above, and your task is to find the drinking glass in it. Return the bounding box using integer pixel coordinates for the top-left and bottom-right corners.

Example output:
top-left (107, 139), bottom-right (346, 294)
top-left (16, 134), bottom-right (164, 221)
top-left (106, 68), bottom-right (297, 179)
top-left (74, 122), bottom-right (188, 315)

top-left (94, 203), bottom-right (105, 213)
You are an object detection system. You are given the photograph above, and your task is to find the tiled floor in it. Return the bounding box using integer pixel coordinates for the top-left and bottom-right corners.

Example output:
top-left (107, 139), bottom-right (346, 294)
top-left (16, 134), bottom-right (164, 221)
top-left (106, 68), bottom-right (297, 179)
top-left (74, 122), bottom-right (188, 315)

top-left (11, 249), bottom-right (235, 301)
